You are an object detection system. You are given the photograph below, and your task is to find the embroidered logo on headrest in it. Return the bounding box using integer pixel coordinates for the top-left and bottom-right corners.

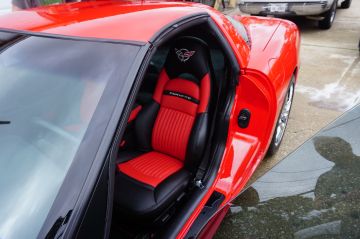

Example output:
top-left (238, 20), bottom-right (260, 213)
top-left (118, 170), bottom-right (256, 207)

top-left (175, 48), bottom-right (195, 62)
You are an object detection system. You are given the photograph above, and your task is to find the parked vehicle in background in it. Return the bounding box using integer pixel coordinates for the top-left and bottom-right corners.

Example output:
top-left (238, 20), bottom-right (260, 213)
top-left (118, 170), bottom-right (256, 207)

top-left (0, 0), bottom-right (84, 14)
top-left (239, 0), bottom-right (352, 29)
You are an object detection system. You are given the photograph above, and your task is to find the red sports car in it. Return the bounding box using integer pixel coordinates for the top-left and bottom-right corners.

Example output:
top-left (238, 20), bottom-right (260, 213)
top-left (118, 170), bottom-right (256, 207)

top-left (0, 1), bottom-right (300, 238)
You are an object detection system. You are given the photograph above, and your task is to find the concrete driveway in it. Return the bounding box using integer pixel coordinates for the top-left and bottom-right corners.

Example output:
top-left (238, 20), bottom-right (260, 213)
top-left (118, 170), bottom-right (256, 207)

top-left (216, 1), bottom-right (360, 237)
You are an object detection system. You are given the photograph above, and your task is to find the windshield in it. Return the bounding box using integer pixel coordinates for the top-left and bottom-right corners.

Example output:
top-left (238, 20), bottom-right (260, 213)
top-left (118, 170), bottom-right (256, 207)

top-left (0, 32), bottom-right (139, 239)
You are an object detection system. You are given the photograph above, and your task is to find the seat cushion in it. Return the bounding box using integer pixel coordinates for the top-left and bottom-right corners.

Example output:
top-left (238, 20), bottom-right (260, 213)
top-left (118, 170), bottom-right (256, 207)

top-left (114, 169), bottom-right (190, 218)
top-left (118, 151), bottom-right (183, 187)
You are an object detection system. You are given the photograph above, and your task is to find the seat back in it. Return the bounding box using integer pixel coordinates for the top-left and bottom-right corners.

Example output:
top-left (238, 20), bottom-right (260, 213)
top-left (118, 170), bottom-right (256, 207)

top-left (136, 36), bottom-right (212, 171)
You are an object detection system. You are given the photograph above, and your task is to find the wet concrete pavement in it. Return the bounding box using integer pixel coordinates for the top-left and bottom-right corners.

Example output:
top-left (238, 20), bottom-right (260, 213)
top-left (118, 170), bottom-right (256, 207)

top-left (216, 1), bottom-right (360, 238)
top-left (215, 106), bottom-right (360, 239)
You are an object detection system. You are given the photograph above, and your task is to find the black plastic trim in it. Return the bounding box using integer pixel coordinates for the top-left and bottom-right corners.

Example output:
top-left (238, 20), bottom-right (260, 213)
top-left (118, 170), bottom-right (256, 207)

top-left (185, 191), bottom-right (225, 238)
top-left (0, 28), bottom-right (146, 46)
top-left (238, 108), bottom-right (251, 128)
top-left (101, 42), bottom-right (157, 236)
top-left (149, 13), bottom-right (210, 45)
top-left (207, 18), bottom-right (240, 84)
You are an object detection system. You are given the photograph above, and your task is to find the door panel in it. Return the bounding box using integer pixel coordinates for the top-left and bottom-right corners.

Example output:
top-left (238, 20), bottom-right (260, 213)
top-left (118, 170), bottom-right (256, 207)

top-left (215, 69), bottom-right (278, 202)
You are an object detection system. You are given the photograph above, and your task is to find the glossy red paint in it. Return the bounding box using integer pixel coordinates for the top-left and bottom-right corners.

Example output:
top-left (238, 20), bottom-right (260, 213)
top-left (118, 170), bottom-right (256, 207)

top-left (0, 1), bottom-right (207, 42)
top-left (0, 2), bottom-right (300, 237)
top-left (127, 105), bottom-right (142, 123)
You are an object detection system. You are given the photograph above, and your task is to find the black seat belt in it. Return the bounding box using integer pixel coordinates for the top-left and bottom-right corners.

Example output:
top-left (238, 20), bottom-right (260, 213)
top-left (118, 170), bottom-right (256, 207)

top-left (193, 69), bottom-right (224, 189)
top-left (193, 106), bottom-right (220, 189)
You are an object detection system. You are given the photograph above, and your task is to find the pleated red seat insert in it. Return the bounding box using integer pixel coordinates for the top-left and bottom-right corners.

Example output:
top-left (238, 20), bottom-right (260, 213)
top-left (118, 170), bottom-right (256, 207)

top-left (117, 151), bottom-right (183, 187)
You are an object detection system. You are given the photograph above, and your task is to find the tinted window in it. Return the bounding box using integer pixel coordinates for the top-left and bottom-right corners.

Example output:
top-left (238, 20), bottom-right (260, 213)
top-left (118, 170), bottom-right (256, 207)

top-left (226, 16), bottom-right (250, 45)
top-left (0, 32), bottom-right (139, 239)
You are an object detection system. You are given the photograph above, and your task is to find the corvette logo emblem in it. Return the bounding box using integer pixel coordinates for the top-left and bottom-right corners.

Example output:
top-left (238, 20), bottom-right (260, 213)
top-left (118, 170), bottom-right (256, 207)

top-left (175, 48), bottom-right (196, 62)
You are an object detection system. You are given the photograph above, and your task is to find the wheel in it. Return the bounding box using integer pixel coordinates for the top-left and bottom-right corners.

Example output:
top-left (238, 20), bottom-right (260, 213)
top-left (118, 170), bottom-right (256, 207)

top-left (267, 77), bottom-right (295, 156)
top-left (319, 0), bottom-right (337, 29)
top-left (340, 0), bottom-right (351, 8)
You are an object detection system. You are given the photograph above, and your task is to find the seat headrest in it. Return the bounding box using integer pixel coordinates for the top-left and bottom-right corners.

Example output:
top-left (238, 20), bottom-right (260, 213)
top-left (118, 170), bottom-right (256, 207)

top-left (164, 36), bottom-right (210, 82)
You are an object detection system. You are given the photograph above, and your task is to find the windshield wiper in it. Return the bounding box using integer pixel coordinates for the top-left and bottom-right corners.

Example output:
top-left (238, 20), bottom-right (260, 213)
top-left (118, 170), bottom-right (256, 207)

top-left (0, 121), bottom-right (10, 125)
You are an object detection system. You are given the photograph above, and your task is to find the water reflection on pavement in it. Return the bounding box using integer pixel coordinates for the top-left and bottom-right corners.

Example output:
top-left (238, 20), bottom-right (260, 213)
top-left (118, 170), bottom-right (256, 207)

top-left (215, 105), bottom-right (360, 239)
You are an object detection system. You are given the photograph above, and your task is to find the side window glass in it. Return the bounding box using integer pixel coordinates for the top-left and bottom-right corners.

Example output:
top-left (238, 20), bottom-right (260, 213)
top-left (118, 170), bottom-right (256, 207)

top-left (226, 16), bottom-right (250, 45)
top-left (149, 46), bottom-right (169, 71)
top-left (138, 47), bottom-right (169, 104)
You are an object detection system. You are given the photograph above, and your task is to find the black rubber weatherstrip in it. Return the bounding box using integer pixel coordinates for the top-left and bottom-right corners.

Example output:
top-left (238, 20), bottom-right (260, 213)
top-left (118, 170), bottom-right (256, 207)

top-left (149, 12), bottom-right (210, 45)
top-left (0, 28), bottom-right (146, 46)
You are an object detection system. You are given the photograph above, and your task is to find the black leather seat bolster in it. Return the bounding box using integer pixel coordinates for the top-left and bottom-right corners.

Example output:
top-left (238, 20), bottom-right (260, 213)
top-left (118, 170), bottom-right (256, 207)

top-left (114, 170), bottom-right (190, 220)
top-left (116, 150), bottom-right (143, 164)
top-left (185, 112), bottom-right (209, 172)
top-left (135, 100), bottom-right (160, 151)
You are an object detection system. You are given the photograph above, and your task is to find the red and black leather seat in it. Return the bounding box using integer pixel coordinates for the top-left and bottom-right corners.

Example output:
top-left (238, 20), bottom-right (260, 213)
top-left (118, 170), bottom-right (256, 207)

top-left (114, 37), bottom-right (212, 220)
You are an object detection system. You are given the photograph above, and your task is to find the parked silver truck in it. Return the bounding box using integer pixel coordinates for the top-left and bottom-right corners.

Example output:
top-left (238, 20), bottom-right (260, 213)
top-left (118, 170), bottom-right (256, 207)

top-left (239, 0), bottom-right (352, 29)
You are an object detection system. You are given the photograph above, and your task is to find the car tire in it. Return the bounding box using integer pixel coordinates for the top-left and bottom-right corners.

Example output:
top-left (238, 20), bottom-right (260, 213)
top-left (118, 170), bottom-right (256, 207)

top-left (318, 0), bottom-right (337, 29)
top-left (267, 77), bottom-right (295, 156)
top-left (340, 0), bottom-right (351, 8)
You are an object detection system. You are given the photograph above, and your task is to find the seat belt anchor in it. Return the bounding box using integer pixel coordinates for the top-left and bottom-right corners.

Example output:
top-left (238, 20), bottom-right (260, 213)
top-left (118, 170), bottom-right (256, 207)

top-left (194, 179), bottom-right (205, 189)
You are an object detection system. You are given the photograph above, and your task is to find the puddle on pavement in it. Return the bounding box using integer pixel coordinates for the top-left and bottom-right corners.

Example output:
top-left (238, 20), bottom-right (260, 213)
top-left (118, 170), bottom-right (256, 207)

top-left (215, 106), bottom-right (360, 239)
top-left (296, 55), bottom-right (360, 112)
top-left (296, 83), bottom-right (360, 112)
top-left (216, 136), bottom-right (360, 239)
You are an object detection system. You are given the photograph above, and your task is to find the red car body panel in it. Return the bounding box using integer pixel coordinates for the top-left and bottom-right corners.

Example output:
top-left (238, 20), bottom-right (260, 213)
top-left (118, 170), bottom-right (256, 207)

top-left (0, 2), bottom-right (300, 237)
top-left (0, 1), bottom-right (206, 42)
